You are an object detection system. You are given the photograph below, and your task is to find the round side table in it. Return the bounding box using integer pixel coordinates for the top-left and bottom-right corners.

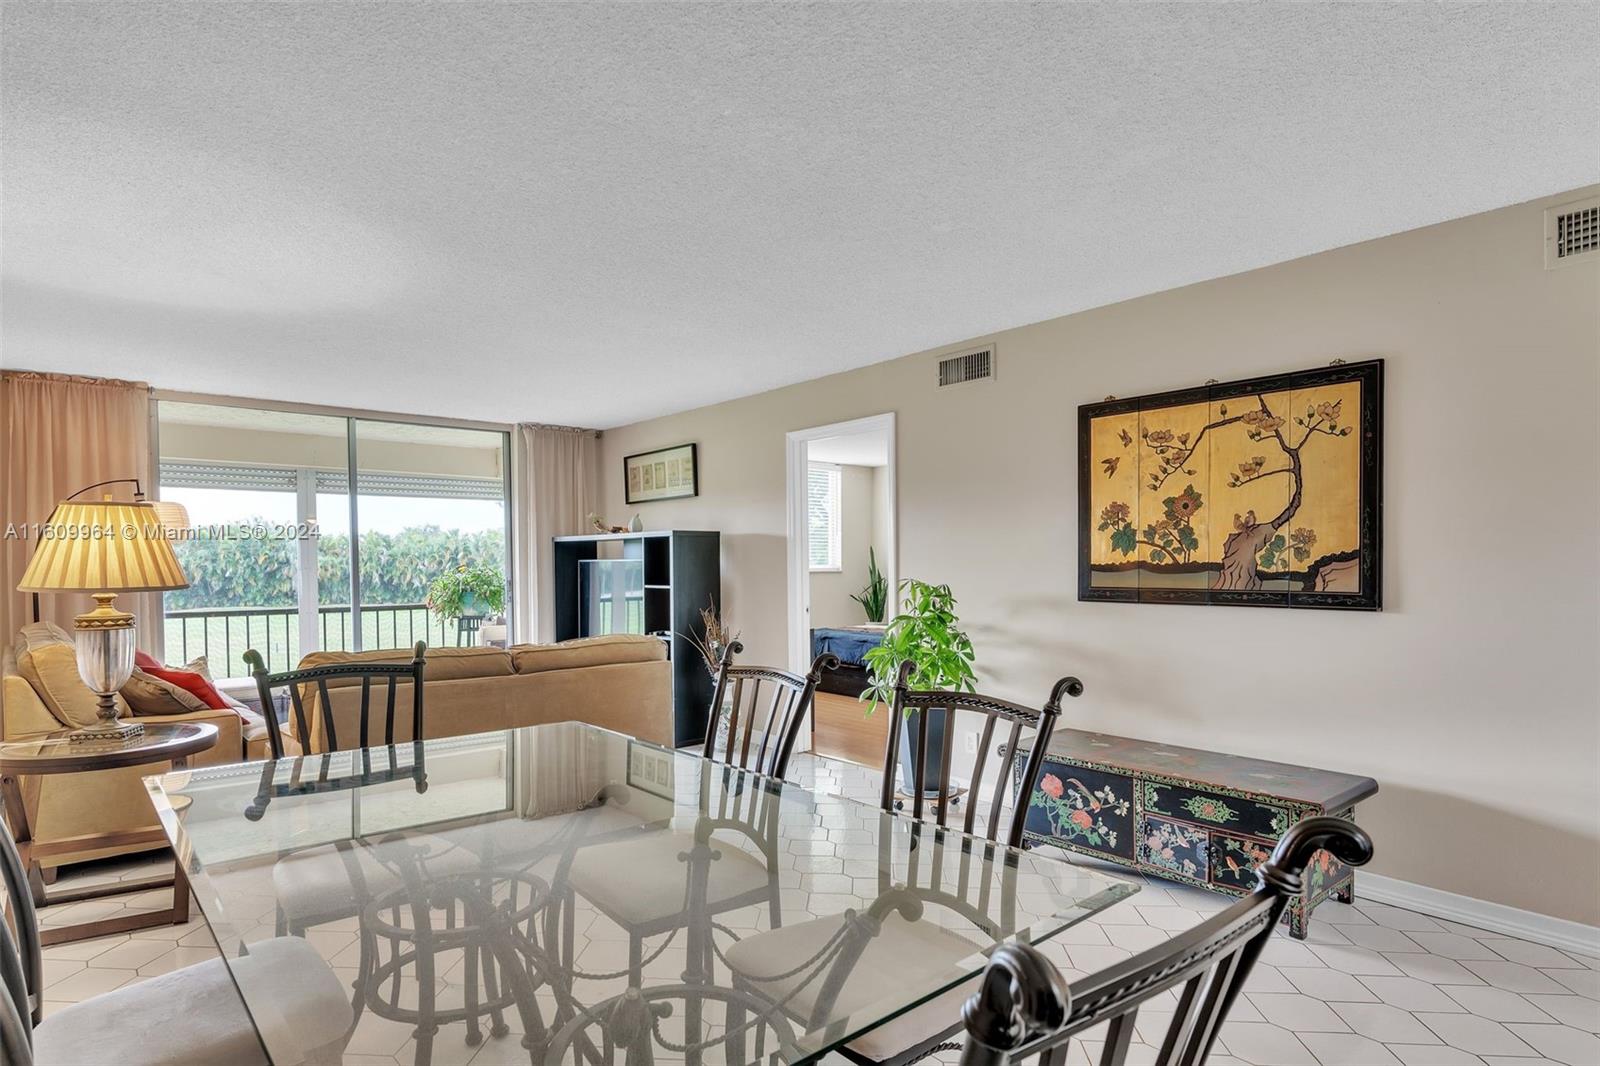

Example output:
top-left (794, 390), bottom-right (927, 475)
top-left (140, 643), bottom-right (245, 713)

top-left (0, 721), bottom-right (219, 945)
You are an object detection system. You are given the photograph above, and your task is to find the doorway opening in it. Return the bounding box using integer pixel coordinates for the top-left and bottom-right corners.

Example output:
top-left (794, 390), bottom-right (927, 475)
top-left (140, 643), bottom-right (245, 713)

top-left (784, 413), bottom-right (895, 764)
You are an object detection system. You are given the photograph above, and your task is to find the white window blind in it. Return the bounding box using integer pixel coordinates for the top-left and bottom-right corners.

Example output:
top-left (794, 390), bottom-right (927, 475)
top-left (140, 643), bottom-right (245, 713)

top-left (808, 463), bottom-right (841, 571)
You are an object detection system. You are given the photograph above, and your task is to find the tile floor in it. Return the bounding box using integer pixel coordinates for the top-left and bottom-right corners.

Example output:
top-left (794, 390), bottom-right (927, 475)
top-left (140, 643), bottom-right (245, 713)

top-left (30, 752), bottom-right (1600, 1066)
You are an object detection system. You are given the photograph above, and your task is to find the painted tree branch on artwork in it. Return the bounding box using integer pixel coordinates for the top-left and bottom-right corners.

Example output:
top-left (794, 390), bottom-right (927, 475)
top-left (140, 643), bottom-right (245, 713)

top-left (1100, 394), bottom-right (1353, 591)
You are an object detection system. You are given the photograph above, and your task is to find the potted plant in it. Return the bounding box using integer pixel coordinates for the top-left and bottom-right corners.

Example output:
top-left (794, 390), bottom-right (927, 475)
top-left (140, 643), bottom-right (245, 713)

top-left (427, 564), bottom-right (506, 622)
top-left (860, 579), bottom-right (977, 798)
top-left (850, 547), bottom-right (888, 624)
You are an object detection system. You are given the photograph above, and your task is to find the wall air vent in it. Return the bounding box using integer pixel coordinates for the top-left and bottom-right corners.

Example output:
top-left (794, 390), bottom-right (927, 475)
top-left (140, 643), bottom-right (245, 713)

top-left (1545, 198), bottom-right (1600, 269)
top-left (937, 346), bottom-right (994, 388)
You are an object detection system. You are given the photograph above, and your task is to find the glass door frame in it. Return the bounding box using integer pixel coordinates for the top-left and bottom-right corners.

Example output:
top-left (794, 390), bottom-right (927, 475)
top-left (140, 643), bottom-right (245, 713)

top-left (153, 390), bottom-right (518, 657)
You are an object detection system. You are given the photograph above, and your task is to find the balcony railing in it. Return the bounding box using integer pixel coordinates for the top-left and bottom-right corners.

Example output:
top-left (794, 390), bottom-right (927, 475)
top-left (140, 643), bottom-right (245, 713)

top-left (163, 603), bottom-right (481, 677)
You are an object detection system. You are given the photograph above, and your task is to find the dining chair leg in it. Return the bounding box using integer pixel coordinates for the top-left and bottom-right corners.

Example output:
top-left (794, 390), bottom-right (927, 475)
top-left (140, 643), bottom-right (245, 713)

top-left (480, 947), bottom-right (511, 1038)
top-left (463, 940), bottom-right (484, 1046)
top-left (726, 975), bottom-right (749, 1065)
top-left (628, 931), bottom-right (643, 988)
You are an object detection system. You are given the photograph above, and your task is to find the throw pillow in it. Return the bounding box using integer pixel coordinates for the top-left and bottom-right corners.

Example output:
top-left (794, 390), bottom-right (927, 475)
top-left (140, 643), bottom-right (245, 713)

top-left (14, 622), bottom-right (127, 729)
top-left (133, 650), bottom-right (231, 710)
top-left (123, 659), bottom-right (213, 716)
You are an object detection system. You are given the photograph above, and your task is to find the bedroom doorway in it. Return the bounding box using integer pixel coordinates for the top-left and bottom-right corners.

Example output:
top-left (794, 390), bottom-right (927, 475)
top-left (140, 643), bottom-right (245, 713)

top-left (784, 413), bottom-right (896, 764)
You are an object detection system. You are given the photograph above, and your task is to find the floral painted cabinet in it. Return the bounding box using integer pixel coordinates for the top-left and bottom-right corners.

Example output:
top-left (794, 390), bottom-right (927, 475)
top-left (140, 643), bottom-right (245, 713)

top-left (1016, 729), bottom-right (1377, 939)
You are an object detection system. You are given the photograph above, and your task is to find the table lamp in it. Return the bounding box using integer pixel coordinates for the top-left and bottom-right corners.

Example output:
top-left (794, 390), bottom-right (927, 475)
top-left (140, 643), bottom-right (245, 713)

top-left (16, 482), bottom-right (190, 742)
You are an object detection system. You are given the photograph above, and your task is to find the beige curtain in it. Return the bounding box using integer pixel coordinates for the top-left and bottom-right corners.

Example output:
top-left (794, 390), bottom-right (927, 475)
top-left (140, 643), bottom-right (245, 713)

top-left (512, 424), bottom-right (599, 644)
top-left (1, 371), bottom-right (159, 646)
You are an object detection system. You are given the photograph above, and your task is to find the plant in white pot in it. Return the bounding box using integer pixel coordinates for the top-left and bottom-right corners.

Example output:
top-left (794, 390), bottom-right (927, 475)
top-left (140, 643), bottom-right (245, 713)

top-left (860, 578), bottom-right (977, 798)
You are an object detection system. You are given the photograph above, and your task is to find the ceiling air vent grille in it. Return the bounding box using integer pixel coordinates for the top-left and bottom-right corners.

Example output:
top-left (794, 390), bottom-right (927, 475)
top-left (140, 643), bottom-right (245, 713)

top-left (1545, 198), bottom-right (1600, 269)
top-left (938, 347), bottom-right (994, 388)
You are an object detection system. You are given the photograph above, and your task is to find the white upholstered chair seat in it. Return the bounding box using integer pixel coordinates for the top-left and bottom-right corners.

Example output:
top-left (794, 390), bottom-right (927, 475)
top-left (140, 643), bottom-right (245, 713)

top-left (566, 828), bottom-right (772, 925)
top-left (272, 833), bottom-right (480, 923)
top-left (31, 936), bottom-right (349, 1066)
top-left (723, 910), bottom-right (984, 1061)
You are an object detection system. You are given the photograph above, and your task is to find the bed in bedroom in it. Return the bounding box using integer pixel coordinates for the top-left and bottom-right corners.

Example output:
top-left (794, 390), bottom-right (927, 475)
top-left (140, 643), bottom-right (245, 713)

top-left (809, 625), bottom-right (889, 766)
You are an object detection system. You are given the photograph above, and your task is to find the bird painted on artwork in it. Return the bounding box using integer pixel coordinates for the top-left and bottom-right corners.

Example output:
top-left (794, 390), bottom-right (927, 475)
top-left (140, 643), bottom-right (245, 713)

top-left (1101, 456), bottom-right (1119, 478)
top-left (1118, 428), bottom-right (1133, 448)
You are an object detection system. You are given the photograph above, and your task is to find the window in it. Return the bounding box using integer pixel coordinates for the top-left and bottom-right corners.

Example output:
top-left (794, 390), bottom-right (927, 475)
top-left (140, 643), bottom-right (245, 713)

top-left (808, 463), bottom-right (841, 571)
top-left (157, 401), bottom-right (509, 673)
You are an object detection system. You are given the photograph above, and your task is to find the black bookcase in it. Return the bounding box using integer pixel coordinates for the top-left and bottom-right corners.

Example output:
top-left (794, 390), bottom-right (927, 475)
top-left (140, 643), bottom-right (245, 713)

top-left (552, 530), bottom-right (721, 747)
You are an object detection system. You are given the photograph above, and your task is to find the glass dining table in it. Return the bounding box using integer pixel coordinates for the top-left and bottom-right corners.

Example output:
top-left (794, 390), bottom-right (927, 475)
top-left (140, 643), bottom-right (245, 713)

top-left (145, 722), bottom-right (1137, 1065)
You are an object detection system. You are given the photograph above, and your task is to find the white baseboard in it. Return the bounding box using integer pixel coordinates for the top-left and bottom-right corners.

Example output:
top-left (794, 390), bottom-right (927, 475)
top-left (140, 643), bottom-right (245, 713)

top-left (1358, 873), bottom-right (1600, 958)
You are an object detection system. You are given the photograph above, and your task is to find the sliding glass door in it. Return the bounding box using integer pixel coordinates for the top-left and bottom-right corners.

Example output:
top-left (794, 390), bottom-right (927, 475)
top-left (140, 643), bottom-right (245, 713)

top-left (350, 419), bottom-right (509, 653)
top-left (157, 401), bottom-right (510, 675)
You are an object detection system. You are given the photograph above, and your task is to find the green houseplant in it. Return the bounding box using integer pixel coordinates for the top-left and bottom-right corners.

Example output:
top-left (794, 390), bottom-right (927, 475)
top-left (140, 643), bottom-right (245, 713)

top-left (850, 547), bottom-right (889, 624)
top-left (860, 579), bottom-right (977, 797)
top-left (426, 564), bottom-right (506, 622)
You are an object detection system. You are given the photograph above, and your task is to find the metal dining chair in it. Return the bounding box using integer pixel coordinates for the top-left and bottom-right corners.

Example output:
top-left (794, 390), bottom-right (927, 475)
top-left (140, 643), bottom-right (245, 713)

top-left (704, 640), bottom-right (841, 778)
top-left (723, 668), bottom-right (1082, 1066)
top-left (559, 643), bottom-right (838, 989)
top-left (0, 815), bottom-right (352, 1066)
top-left (243, 639), bottom-right (427, 758)
top-left (958, 818), bottom-right (1375, 1066)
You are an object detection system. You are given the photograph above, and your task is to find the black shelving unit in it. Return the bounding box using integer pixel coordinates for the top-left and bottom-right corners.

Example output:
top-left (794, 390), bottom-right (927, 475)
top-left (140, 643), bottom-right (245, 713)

top-left (552, 530), bottom-right (721, 747)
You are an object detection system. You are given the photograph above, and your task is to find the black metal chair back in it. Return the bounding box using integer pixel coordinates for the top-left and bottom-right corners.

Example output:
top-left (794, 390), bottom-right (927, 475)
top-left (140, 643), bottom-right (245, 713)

top-left (883, 661), bottom-right (1081, 848)
top-left (1, 814), bottom-right (43, 1031)
top-left (703, 641), bottom-right (839, 778)
top-left (0, 917), bottom-right (31, 1066)
top-left (244, 641), bottom-right (427, 757)
top-left (959, 817), bottom-right (1374, 1066)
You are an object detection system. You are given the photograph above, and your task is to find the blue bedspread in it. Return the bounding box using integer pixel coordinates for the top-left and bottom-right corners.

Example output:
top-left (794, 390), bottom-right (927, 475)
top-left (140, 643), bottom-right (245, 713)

top-left (810, 626), bottom-right (885, 667)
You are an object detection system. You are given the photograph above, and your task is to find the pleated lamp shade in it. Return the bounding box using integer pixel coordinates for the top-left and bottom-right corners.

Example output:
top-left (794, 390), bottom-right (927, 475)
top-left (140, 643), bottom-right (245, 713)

top-left (17, 500), bottom-right (189, 592)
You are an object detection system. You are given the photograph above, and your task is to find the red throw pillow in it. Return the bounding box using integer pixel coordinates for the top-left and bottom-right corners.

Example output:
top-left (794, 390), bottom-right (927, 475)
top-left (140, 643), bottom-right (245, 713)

top-left (134, 650), bottom-right (230, 710)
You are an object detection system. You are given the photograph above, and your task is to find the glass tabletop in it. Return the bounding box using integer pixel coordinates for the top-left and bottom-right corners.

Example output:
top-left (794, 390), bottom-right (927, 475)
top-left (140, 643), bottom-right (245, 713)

top-left (145, 722), bottom-right (1136, 1065)
top-left (0, 720), bottom-right (217, 772)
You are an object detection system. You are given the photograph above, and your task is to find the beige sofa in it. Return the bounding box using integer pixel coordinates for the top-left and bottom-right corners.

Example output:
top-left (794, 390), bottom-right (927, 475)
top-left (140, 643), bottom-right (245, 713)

top-left (2, 628), bottom-right (672, 872)
top-left (2, 623), bottom-right (264, 870)
top-left (289, 634), bottom-right (673, 753)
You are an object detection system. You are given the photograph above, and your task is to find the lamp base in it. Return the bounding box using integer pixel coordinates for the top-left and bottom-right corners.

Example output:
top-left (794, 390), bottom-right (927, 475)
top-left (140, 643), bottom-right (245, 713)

top-left (67, 720), bottom-right (145, 743)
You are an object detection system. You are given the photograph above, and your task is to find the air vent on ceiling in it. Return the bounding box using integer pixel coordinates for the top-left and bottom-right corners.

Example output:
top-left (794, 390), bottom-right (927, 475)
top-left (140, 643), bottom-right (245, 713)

top-left (937, 346), bottom-right (994, 388)
top-left (1545, 198), bottom-right (1599, 269)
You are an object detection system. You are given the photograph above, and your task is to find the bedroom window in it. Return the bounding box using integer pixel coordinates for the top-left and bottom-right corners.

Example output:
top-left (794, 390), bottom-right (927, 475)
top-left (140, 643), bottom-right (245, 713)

top-left (807, 462), bottom-right (842, 572)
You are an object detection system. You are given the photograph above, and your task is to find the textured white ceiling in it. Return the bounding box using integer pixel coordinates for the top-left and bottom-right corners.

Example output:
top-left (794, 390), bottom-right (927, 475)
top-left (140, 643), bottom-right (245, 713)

top-left (3, 4), bottom-right (1597, 428)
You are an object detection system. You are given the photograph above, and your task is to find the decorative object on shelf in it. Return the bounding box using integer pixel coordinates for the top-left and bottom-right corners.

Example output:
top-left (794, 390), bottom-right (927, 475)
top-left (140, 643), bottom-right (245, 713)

top-left (861, 578), bottom-right (978, 796)
top-left (1015, 728), bottom-right (1378, 938)
top-left (628, 513), bottom-right (644, 532)
top-left (1079, 359), bottom-right (1382, 610)
top-left (16, 481), bottom-right (191, 742)
top-left (850, 546), bottom-right (889, 623)
top-left (588, 512), bottom-right (630, 534)
top-left (624, 442), bottom-right (698, 504)
top-left (682, 595), bottom-right (739, 676)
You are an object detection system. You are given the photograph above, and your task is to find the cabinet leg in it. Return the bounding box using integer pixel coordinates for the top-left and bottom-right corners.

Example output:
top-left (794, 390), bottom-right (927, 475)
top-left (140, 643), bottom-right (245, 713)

top-left (1287, 898), bottom-right (1309, 940)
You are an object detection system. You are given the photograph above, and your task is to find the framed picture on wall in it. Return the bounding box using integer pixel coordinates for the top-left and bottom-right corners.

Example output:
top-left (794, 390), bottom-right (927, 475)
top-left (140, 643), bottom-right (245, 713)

top-left (1079, 359), bottom-right (1383, 610)
top-left (625, 442), bottom-right (698, 504)
top-left (627, 739), bottom-right (676, 800)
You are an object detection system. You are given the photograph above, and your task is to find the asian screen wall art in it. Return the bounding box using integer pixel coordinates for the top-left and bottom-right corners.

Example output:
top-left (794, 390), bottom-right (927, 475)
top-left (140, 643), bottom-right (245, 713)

top-left (1079, 359), bottom-right (1382, 610)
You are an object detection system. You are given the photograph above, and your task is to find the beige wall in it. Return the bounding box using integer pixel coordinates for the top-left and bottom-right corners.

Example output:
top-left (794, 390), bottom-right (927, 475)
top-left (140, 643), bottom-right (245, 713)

top-left (599, 188), bottom-right (1600, 924)
top-left (811, 463), bottom-right (884, 628)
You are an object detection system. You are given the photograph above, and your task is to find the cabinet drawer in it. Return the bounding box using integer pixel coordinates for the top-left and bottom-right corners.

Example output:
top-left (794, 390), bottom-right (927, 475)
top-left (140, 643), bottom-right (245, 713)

top-left (1023, 760), bottom-right (1136, 860)
top-left (1141, 782), bottom-right (1290, 839)
top-left (1138, 814), bottom-right (1208, 882)
top-left (1210, 833), bottom-right (1273, 891)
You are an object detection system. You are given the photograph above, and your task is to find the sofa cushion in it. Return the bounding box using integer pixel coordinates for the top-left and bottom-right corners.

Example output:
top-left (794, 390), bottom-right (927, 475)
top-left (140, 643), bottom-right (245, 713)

top-left (511, 634), bottom-right (666, 674)
top-left (296, 644), bottom-right (513, 683)
top-left (13, 621), bottom-right (127, 728)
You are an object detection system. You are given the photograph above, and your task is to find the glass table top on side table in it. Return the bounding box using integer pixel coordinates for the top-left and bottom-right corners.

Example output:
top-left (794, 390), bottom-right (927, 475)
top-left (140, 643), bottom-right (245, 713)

top-left (0, 720), bottom-right (218, 945)
top-left (146, 722), bottom-right (1137, 1065)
